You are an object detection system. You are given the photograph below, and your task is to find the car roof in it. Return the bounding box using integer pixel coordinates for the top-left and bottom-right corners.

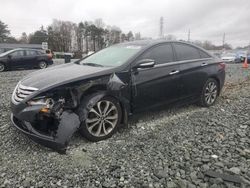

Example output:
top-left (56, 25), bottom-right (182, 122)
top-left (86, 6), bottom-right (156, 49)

top-left (14, 48), bottom-right (41, 51)
top-left (115, 40), bottom-right (212, 57)
top-left (117, 39), bottom-right (204, 49)
top-left (117, 39), bottom-right (172, 47)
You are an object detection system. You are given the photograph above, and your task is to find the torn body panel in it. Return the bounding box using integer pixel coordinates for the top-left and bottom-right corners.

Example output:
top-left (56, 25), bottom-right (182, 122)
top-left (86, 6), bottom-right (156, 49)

top-left (10, 86), bottom-right (82, 152)
top-left (11, 71), bottom-right (131, 152)
top-left (107, 73), bottom-right (131, 126)
top-left (11, 108), bottom-right (80, 153)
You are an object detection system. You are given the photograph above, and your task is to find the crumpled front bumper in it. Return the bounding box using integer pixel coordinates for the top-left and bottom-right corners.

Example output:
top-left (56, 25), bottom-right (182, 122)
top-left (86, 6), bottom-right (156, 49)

top-left (10, 100), bottom-right (80, 153)
top-left (11, 113), bottom-right (67, 153)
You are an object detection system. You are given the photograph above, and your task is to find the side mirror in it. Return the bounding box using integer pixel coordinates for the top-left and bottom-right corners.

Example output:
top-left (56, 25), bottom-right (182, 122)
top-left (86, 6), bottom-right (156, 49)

top-left (134, 59), bottom-right (155, 69)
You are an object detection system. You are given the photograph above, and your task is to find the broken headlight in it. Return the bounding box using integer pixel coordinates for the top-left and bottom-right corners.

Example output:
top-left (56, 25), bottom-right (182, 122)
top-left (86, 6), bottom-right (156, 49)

top-left (27, 97), bottom-right (54, 108)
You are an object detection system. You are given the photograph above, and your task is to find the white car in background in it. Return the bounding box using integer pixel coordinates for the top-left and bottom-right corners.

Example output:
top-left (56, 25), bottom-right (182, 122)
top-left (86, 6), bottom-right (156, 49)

top-left (221, 53), bottom-right (236, 63)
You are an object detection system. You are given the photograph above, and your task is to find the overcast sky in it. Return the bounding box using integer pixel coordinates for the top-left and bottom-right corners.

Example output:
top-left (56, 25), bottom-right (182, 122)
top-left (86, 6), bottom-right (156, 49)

top-left (1, 0), bottom-right (250, 47)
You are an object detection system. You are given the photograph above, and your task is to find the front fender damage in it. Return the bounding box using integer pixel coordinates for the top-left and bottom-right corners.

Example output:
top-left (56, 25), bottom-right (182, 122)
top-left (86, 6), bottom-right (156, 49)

top-left (30, 73), bottom-right (130, 152)
top-left (107, 73), bottom-right (130, 127)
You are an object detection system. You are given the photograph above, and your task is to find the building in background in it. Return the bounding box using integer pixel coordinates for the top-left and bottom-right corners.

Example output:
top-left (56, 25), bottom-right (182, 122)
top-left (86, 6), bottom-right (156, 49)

top-left (0, 43), bottom-right (42, 53)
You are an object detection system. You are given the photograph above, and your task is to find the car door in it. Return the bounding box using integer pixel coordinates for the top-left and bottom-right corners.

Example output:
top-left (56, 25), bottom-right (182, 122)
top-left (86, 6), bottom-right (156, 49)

top-left (9, 50), bottom-right (26, 68)
top-left (24, 50), bottom-right (38, 68)
top-left (172, 43), bottom-right (212, 99)
top-left (131, 43), bottom-right (182, 112)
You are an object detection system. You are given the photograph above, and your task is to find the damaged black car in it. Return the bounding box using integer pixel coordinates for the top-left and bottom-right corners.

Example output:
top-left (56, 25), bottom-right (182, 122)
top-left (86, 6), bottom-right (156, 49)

top-left (10, 40), bottom-right (225, 152)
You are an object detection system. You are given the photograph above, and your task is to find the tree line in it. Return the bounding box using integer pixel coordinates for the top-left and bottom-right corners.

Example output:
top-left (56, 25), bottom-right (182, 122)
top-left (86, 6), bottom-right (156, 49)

top-left (0, 19), bottom-right (141, 55)
top-left (1, 19), bottom-right (242, 53)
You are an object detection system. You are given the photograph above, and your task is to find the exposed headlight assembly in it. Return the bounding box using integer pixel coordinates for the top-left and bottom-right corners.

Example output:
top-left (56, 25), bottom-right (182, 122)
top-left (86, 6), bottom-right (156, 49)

top-left (28, 96), bottom-right (66, 117)
top-left (27, 97), bottom-right (54, 107)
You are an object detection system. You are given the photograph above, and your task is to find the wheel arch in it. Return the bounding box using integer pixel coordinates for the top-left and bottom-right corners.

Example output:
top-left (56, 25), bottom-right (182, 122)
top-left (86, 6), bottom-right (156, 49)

top-left (78, 86), bottom-right (129, 127)
top-left (209, 76), bottom-right (221, 95)
top-left (0, 61), bottom-right (7, 71)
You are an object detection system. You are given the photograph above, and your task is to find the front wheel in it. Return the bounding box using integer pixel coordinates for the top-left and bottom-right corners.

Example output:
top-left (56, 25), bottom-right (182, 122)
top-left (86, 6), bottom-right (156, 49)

top-left (38, 61), bottom-right (47, 69)
top-left (0, 63), bottom-right (6, 72)
top-left (199, 78), bottom-right (219, 107)
top-left (78, 96), bottom-right (122, 141)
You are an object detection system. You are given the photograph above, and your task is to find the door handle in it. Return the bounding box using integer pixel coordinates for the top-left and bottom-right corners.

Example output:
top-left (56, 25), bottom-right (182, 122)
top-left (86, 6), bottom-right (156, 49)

top-left (201, 62), bottom-right (208, 66)
top-left (169, 70), bottom-right (179, 75)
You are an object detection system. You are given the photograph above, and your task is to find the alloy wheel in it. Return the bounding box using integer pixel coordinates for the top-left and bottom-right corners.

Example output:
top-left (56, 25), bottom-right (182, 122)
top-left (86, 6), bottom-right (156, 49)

top-left (204, 82), bottom-right (218, 105)
top-left (0, 63), bottom-right (5, 72)
top-left (39, 62), bottom-right (47, 69)
top-left (86, 100), bottom-right (118, 137)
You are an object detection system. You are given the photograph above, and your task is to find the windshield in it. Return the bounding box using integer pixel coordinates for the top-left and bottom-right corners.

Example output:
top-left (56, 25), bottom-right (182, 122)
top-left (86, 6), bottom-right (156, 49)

top-left (0, 49), bottom-right (17, 57)
top-left (79, 45), bottom-right (142, 67)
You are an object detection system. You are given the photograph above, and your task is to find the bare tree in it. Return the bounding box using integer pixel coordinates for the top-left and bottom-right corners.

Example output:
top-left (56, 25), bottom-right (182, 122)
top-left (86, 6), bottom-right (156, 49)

top-left (127, 31), bottom-right (134, 41)
top-left (19, 32), bottom-right (28, 44)
top-left (165, 34), bottom-right (176, 41)
top-left (47, 19), bottom-right (74, 52)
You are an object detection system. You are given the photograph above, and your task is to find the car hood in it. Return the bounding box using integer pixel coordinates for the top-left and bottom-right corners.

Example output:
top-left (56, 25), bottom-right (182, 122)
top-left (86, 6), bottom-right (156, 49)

top-left (20, 63), bottom-right (110, 90)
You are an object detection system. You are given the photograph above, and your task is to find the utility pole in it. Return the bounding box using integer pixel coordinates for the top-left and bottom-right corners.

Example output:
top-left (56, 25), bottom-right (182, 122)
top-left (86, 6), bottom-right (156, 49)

top-left (188, 29), bottom-right (190, 42)
top-left (222, 33), bottom-right (225, 49)
top-left (159, 17), bottom-right (164, 38)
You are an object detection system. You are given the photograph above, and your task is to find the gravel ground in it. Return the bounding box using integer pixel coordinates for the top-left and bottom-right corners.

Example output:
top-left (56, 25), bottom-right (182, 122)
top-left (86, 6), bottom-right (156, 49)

top-left (0, 62), bottom-right (250, 188)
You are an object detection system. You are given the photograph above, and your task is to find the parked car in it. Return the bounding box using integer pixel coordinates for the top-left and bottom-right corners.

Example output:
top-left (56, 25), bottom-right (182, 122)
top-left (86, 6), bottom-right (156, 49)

top-left (0, 48), bottom-right (53, 72)
top-left (221, 53), bottom-right (237, 63)
top-left (10, 40), bottom-right (225, 152)
top-left (237, 54), bottom-right (250, 64)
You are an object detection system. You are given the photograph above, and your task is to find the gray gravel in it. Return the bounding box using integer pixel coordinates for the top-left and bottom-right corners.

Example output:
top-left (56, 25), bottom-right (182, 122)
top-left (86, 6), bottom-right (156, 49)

top-left (0, 61), bottom-right (250, 188)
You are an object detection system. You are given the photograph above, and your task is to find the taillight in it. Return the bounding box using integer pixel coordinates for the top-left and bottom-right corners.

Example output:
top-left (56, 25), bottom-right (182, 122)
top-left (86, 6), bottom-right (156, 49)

top-left (219, 62), bottom-right (226, 70)
top-left (47, 54), bottom-right (52, 60)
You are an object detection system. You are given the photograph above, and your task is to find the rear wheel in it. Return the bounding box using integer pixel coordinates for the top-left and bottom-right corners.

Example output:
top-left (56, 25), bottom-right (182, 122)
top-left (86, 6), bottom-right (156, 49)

top-left (78, 96), bottom-right (122, 141)
top-left (38, 61), bottom-right (47, 69)
top-left (0, 63), bottom-right (5, 72)
top-left (199, 78), bottom-right (219, 107)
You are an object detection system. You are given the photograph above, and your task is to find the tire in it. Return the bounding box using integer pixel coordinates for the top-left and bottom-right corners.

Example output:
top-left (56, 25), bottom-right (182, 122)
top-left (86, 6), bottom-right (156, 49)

top-left (78, 95), bottom-right (122, 142)
top-left (199, 78), bottom-right (219, 107)
top-left (0, 62), bottom-right (6, 72)
top-left (38, 61), bottom-right (47, 69)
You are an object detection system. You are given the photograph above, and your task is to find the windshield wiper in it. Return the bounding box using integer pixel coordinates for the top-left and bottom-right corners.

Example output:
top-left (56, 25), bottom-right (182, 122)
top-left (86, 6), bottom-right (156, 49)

top-left (82, 63), bottom-right (104, 67)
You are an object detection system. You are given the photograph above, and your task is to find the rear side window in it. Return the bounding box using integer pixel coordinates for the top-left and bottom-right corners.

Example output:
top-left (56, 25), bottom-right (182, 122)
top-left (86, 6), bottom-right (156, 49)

top-left (37, 51), bottom-right (45, 55)
top-left (173, 43), bottom-right (201, 61)
top-left (26, 50), bottom-right (37, 56)
top-left (139, 44), bottom-right (174, 64)
top-left (199, 50), bottom-right (211, 58)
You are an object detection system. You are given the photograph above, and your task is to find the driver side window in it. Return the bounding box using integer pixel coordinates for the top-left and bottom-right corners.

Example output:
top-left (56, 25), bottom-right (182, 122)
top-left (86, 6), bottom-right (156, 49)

top-left (139, 44), bottom-right (174, 64)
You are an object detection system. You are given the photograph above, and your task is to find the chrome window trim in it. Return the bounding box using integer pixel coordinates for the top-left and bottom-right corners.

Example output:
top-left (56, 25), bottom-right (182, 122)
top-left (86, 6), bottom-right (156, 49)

top-left (135, 58), bottom-right (214, 72)
top-left (154, 57), bottom-right (213, 68)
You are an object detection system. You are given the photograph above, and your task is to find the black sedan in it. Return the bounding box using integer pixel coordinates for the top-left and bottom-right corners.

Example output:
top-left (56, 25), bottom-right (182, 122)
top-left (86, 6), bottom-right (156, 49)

top-left (10, 40), bottom-right (225, 152)
top-left (0, 48), bottom-right (53, 72)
